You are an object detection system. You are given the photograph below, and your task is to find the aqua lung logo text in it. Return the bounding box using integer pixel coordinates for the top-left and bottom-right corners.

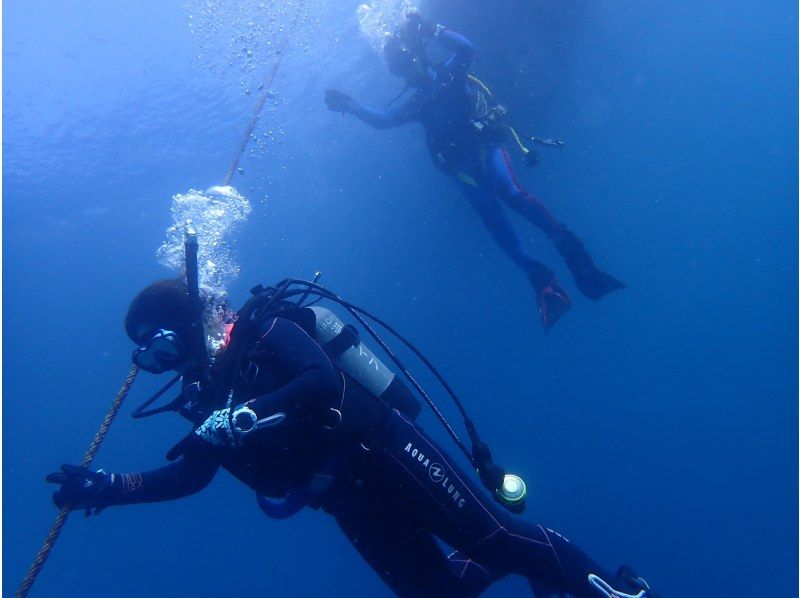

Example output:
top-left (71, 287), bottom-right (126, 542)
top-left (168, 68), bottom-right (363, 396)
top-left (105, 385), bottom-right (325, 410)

top-left (405, 442), bottom-right (430, 467)
top-left (428, 463), bottom-right (444, 482)
top-left (404, 443), bottom-right (466, 509)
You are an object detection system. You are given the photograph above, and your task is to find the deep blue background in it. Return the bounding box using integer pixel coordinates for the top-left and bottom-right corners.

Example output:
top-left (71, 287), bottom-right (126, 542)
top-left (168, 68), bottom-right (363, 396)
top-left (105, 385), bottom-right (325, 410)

top-left (4, 1), bottom-right (797, 596)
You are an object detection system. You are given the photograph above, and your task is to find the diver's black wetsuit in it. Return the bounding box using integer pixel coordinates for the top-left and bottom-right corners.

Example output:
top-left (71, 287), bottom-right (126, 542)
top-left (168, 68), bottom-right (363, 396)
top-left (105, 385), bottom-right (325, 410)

top-left (98, 310), bottom-right (637, 597)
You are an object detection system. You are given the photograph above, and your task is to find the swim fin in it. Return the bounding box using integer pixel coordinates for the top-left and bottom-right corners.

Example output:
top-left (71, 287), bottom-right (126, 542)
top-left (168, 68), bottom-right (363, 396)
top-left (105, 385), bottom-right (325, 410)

top-left (570, 264), bottom-right (626, 300)
top-left (537, 284), bottom-right (571, 332)
top-left (527, 261), bottom-right (571, 332)
top-left (551, 227), bottom-right (626, 300)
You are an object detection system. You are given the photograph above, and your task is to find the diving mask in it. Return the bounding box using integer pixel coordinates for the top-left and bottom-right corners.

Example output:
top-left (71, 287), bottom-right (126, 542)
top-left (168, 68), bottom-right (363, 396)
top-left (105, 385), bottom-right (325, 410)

top-left (132, 329), bottom-right (185, 374)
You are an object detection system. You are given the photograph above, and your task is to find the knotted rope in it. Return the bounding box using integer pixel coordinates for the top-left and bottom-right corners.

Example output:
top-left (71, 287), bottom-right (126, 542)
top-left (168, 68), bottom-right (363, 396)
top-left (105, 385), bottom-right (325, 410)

top-left (16, 365), bottom-right (139, 598)
top-left (18, 2), bottom-right (307, 593)
top-left (223, 0), bottom-right (305, 186)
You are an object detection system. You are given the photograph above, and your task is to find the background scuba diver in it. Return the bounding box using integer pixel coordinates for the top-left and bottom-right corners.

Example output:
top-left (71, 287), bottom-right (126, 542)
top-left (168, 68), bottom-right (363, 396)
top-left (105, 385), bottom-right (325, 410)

top-left (47, 276), bottom-right (655, 597)
top-left (325, 13), bottom-right (625, 331)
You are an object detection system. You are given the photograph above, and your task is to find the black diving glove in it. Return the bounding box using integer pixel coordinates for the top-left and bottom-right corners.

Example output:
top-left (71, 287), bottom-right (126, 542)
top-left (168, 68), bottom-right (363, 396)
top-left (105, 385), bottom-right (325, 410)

top-left (46, 464), bottom-right (117, 516)
top-left (402, 12), bottom-right (436, 38)
top-left (524, 148), bottom-right (541, 168)
top-left (324, 89), bottom-right (354, 113)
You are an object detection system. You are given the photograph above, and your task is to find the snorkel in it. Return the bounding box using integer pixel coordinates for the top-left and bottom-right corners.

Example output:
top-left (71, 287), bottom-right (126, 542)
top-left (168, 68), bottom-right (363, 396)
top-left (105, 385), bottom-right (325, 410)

top-left (132, 225), bottom-right (218, 423)
top-left (183, 224), bottom-right (213, 383)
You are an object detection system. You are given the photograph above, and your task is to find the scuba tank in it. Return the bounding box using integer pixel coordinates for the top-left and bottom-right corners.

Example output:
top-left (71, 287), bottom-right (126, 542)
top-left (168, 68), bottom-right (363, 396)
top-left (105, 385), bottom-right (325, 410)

top-left (231, 283), bottom-right (422, 420)
top-left (310, 306), bottom-right (421, 420)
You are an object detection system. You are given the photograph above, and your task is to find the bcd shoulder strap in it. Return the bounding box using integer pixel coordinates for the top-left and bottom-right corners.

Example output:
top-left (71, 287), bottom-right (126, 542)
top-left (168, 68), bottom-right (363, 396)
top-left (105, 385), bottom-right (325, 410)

top-left (321, 324), bottom-right (360, 359)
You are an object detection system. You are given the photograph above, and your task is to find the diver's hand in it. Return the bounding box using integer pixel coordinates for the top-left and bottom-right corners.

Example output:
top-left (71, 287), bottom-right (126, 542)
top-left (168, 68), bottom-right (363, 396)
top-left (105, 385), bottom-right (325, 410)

top-left (166, 408), bottom-right (238, 461)
top-left (403, 12), bottom-right (436, 38)
top-left (325, 89), bottom-right (354, 113)
top-left (46, 464), bottom-right (117, 516)
top-left (524, 148), bottom-right (541, 168)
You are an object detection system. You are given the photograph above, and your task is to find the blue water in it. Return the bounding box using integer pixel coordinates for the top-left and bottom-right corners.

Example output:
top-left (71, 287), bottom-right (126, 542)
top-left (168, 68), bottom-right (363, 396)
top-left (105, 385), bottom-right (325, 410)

top-left (4, 1), bottom-right (797, 596)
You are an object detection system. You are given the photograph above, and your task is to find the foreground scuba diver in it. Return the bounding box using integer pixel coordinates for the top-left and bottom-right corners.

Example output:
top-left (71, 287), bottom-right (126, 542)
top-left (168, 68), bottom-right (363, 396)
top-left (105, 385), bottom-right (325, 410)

top-left (325, 14), bottom-right (625, 331)
top-left (47, 240), bottom-right (654, 597)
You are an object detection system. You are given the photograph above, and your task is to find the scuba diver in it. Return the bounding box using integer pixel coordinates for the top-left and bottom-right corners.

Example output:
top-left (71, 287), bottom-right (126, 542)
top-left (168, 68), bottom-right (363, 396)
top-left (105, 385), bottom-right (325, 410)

top-left (324, 13), bottom-right (625, 332)
top-left (46, 235), bottom-right (655, 597)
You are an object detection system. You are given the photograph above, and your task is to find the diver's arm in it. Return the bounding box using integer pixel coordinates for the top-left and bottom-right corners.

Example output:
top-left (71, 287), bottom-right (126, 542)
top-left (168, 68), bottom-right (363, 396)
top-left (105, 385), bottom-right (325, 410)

top-left (325, 89), bottom-right (416, 129)
top-left (243, 317), bottom-right (341, 419)
top-left (348, 97), bottom-right (416, 129)
top-left (165, 318), bottom-right (341, 459)
top-left (436, 28), bottom-right (475, 59)
top-left (436, 27), bottom-right (475, 76)
top-left (107, 458), bottom-right (219, 506)
top-left (46, 458), bottom-right (219, 513)
top-left (403, 13), bottom-right (474, 74)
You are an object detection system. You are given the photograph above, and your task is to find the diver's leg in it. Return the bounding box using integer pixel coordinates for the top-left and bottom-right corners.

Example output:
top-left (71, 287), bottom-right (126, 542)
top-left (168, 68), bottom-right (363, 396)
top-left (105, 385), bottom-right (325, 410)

top-left (373, 411), bottom-right (656, 597)
top-left (444, 551), bottom-right (495, 595)
top-left (456, 179), bottom-right (535, 270)
top-left (457, 179), bottom-right (570, 331)
top-left (488, 146), bottom-right (626, 300)
top-left (485, 145), bottom-right (561, 234)
top-left (323, 472), bottom-right (479, 597)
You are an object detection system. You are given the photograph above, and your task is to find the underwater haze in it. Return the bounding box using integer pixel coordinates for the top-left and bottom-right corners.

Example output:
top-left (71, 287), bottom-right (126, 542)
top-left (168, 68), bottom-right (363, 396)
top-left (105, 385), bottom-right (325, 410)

top-left (4, 1), bottom-right (797, 596)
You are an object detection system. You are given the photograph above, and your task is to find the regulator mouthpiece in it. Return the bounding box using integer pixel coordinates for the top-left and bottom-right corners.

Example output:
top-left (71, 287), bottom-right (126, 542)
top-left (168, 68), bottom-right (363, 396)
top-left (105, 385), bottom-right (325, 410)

top-left (497, 474), bottom-right (527, 514)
